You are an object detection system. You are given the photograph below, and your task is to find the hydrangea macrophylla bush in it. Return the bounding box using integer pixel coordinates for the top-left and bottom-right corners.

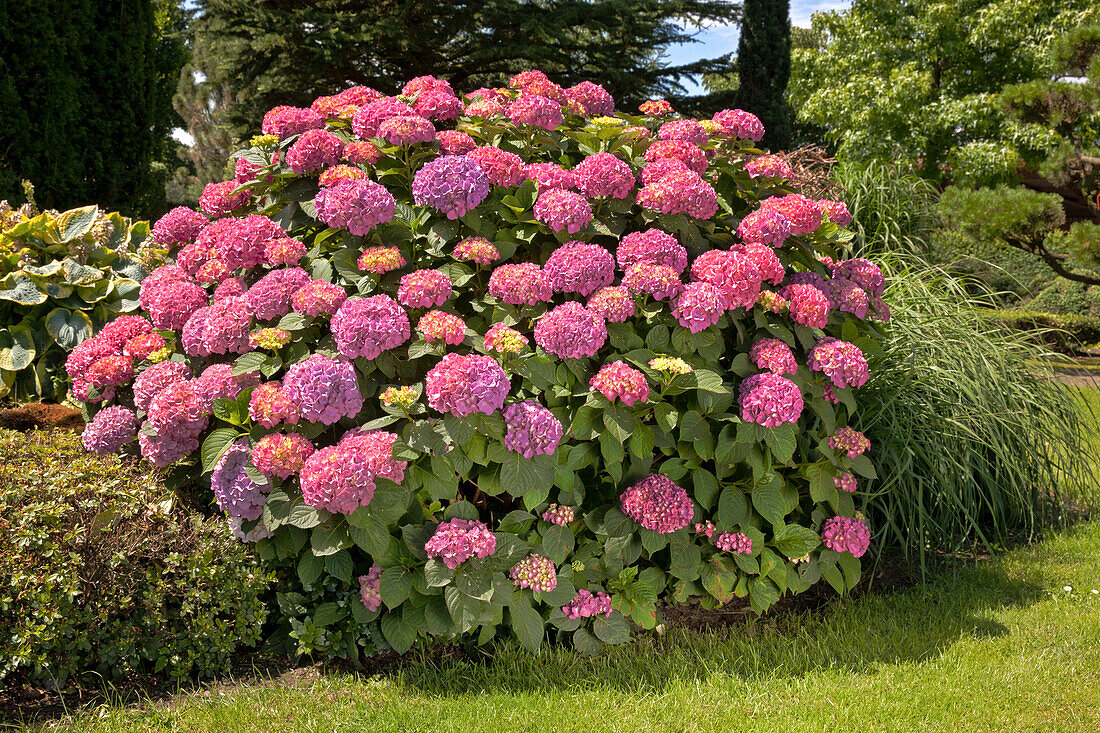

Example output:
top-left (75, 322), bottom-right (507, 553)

top-left (75, 70), bottom-right (887, 660)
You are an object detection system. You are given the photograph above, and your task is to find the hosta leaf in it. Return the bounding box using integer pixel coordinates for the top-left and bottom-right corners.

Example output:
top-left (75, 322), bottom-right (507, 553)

top-left (44, 307), bottom-right (93, 350)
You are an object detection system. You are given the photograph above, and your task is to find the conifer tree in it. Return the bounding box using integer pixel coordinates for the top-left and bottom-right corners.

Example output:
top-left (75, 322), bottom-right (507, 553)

top-left (736, 0), bottom-right (791, 150)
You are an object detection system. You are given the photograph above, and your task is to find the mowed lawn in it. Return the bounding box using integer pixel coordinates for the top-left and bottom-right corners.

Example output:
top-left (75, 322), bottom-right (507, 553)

top-left (34, 517), bottom-right (1099, 733)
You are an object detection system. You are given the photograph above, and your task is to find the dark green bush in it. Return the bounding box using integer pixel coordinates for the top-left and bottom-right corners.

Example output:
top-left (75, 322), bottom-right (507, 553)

top-left (0, 429), bottom-right (272, 687)
top-left (1025, 278), bottom-right (1100, 318)
top-left (983, 309), bottom-right (1100, 353)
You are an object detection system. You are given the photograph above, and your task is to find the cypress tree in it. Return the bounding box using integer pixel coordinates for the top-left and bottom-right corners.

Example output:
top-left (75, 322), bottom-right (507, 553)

top-left (736, 0), bottom-right (791, 151)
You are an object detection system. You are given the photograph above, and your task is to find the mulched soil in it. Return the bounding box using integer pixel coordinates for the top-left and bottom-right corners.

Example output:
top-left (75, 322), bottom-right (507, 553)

top-left (0, 403), bottom-right (84, 431)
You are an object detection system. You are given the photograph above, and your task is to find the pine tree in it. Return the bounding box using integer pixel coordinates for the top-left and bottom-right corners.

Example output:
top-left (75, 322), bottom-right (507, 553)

top-left (736, 0), bottom-right (791, 150)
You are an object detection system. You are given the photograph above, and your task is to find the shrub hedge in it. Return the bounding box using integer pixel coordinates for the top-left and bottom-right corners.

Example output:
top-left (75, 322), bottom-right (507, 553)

top-left (984, 309), bottom-right (1100, 352)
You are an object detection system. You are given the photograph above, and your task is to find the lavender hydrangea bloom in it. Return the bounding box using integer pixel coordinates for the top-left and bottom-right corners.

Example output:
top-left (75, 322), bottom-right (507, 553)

top-left (412, 155), bottom-right (490, 219)
top-left (331, 295), bottom-right (411, 360)
top-left (314, 178), bottom-right (396, 235)
top-left (283, 355), bottom-right (364, 424)
top-left (211, 439), bottom-right (272, 521)
top-left (82, 406), bottom-right (138, 454)
top-left (503, 400), bottom-right (564, 458)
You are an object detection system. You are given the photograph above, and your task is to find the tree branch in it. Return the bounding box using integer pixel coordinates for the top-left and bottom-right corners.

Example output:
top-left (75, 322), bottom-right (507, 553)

top-left (1007, 236), bottom-right (1100, 286)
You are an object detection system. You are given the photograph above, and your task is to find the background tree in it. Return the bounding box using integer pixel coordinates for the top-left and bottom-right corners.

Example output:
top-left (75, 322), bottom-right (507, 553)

top-left (187, 0), bottom-right (741, 142)
top-left (735, 0), bottom-right (790, 150)
top-left (0, 0), bottom-right (188, 217)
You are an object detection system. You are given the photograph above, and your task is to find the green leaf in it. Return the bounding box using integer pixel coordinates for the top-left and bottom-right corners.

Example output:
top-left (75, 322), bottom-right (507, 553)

top-left (752, 485), bottom-right (786, 525)
top-left (424, 558), bottom-right (455, 587)
top-left (693, 470), bottom-right (719, 510)
top-left (380, 567), bottom-right (412, 608)
top-left (510, 594), bottom-right (545, 652)
top-left (200, 428), bottom-right (241, 473)
top-left (849, 454), bottom-right (878, 479)
top-left (380, 612), bottom-right (417, 653)
top-left (627, 422), bottom-right (654, 459)
top-left (717, 486), bottom-right (748, 527)
top-left (44, 308), bottom-right (92, 350)
top-left (772, 525), bottom-right (822, 558)
top-left (54, 205), bottom-right (98, 241)
top-left (286, 503), bottom-right (324, 529)
top-left (500, 451), bottom-right (554, 497)
top-left (572, 627), bottom-right (603, 656)
top-left (311, 522), bottom-right (352, 556)
top-left (540, 525), bottom-right (574, 565)
top-left (232, 351), bottom-right (268, 376)
top-left (592, 613), bottom-right (630, 645)
top-left (763, 423), bottom-right (798, 465)
top-left (297, 552), bottom-right (324, 586)
top-left (603, 402), bottom-right (635, 442)
top-left (324, 551), bottom-right (354, 584)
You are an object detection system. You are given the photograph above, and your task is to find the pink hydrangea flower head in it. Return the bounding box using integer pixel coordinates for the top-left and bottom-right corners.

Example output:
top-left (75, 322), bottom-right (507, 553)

top-left (672, 282), bottom-right (726, 333)
top-left (465, 98), bottom-right (506, 117)
top-left (466, 146), bottom-right (527, 187)
top-left (808, 338), bottom-right (870, 389)
top-left (836, 472), bottom-right (858, 493)
top-left (820, 200), bottom-right (852, 227)
top-left (332, 295), bottom-right (412, 359)
top-left (194, 363), bottom-right (260, 404)
top-left (412, 155), bottom-right (491, 219)
top-left (411, 89), bottom-right (464, 121)
top-left (377, 114), bottom-right (436, 145)
top-left (417, 309), bottom-right (466, 345)
top-left (140, 277), bottom-right (208, 332)
top-left (544, 241), bottom-right (615, 296)
top-left (212, 439), bottom-right (272, 521)
top-left (487, 262), bottom-right (552, 305)
top-left (829, 426), bottom-right (871, 458)
top-left (191, 296), bottom-right (253, 355)
top-left (314, 178), bottom-right (396, 235)
top-left (542, 504), bottom-right (575, 526)
top-left (286, 128), bottom-right (345, 174)
top-left (823, 384), bottom-right (839, 404)
top-left (823, 277), bottom-right (870, 319)
top-left (132, 361), bottom-right (191, 413)
top-left (534, 302), bottom-right (607, 359)
top-left (141, 379), bottom-right (211, 466)
top-left (246, 267), bottom-right (312, 321)
top-left (760, 194), bottom-right (823, 236)
top-left (359, 565), bottom-right (383, 612)
top-left (658, 119), bottom-right (708, 146)
top-left (509, 70), bottom-right (565, 101)
top-left (212, 277), bottom-right (247, 301)
top-left (637, 169), bottom-right (718, 219)
top-left (641, 157), bottom-right (692, 185)
top-left (832, 258), bottom-right (885, 297)
top-left (453, 236), bottom-right (500, 266)
top-left (152, 206), bottom-right (207, 247)
top-left (565, 81), bottom-right (615, 115)
top-left (264, 236), bottom-right (307, 266)
top-left (357, 245), bottom-right (406, 274)
top-left (749, 338), bottom-right (798, 375)
top-left (199, 214), bottom-right (286, 272)
top-left (510, 554), bottom-right (558, 592)
top-left (84, 354), bottom-right (133, 389)
top-left (690, 249), bottom-right (762, 310)
top-left (590, 361), bottom-right (649, 405)
top-left (621, 474), bottom-right (694, 534)
top-left (403, 75), bottom-right (454, 97)
top-left (737, 243), bottom-right (786, 285)
top-left (533, 188), bottom-right (593, 234)
top-left (712, 109), bottom-right (765, 141)
top-left (639, 99), bottom-right (674, 116)
top-left (82, 406), bottom-right (138, 454)
top-left (437, 130), bottom-right (477, 155)
top-left (744, 154), bottom-right (793, 179)
top-left (780, 283), bottom-right (831, 328)
top-left (507, 93), bottom-right (564, 130)
top-left (503, 400), bottom-right (564, 458)
top-left (525, 162), bottom-right (575, 191)
top-left (563, 589), bottom-right (613, 619)
top-left (821, 515), bottom-right (870, 557)
top-left (714, 532), bottom-right (753, 555)
top-left (96, 315), bottom-right (154, 351)
top-left (425, 518), bottom-right (497, 569)
top-left (738, 373), bottom-right (803, 427)
top-left (300, 442), bottom-right (377, 515)
top-left (282, 355), bottom-right (363, 425)
top-left (123, 332), bottom-right (167, 361)
top-left (572, 152), bottom-right (634, 199)
top-left (587, 285), bottom-right (635, 322)
top-left (234, 157), bottom-right (263, 184)
top-left (344, 140), bottom-right (382, 165)
top-left (643, 139), bottom-right (707, 175)
top-left (425, 353), bottom-right (510, 417)
top-left (484, 322), bottom-right (529, 354)
top-left (175, 241), bottom-right (212, 277)
top-left (338, 428), bottom-right (407, 485)
top-left (622, 261), bottom-right (684, 301)
top-left (291, 280), bottom-right (348, 318)
top-left (351, 97), bottom-right (415, 138)
top-left (199, 180), bottom-right (250, 218)
top-left (616, 229), bottom-right (687, 273)
top-left (397, 269), bottom-right (452, 309)
top-left (261, 105), bottom-right (325, 139)
top-left (249, 381), bottom-right (300, 428)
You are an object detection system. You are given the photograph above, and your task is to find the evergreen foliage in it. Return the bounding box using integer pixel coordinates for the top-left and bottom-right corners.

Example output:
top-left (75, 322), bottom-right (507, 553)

top-left (735, 0), bottom-right (791, 151)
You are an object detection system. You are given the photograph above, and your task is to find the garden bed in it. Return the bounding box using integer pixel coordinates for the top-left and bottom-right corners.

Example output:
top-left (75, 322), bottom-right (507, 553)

top-left (0, 402), bottom-right (83, 431)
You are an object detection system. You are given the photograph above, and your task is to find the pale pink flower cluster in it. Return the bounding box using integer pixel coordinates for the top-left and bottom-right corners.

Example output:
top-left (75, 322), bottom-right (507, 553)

top-left (425, 518), bottom-right (497, 568)
top-left (750, 338), bottom-right (798, 375)
top-left (510, 554), bottom-right (558, 592)
top-left (417, 310), bottom-right (466, 346)
top-left (424, 353), bottom-right (510, 416)
top-left (808, 338), bottom-right (870, 389)
top-left (821, 515), bottom-right (870, 557)
top-left (542, 504), bottom-right (575, 526)
top-left (590, 361), bottom-right (649, 405)
top-left (714, 532), bottom-right (752, 555)
top-left (829, 427), bottom-right (871, 458)
top-left (488, 263), bottom-right (553, 305)
top-left (534, 302), bottom-right (607, 359)
top-left (738, 373), bottom-right (803, 427)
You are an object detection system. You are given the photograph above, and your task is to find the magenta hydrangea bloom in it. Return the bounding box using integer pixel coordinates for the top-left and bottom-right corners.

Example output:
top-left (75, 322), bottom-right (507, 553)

top-left (587, 285), bottom-right (635, 322)
top-left (641, 157), bottom-right (692, 185)
top-left (658, 119), bottom-right (708, 146)
top-left (234, 157), bottom-right (263, 184)
top-left (643, 139), bottom-right (707, 175)
top-left (358, 565), bottom-right (383, 612)
top-left (82, 406), bottom-right (138, 454)
top-left (412, 155), bottom-right (491, 219)
top-left (510, 554), bottom-right (558, 592)
top-left (744, 154), bottom-right (793, 179)
top-left (738, 373), bottom-right (803, 428)
top-left (198, 214), bottom-right (286, 272)
top-left (690, 249), bottom-right (762, 310)
top-left (141, 380), bottom-right (211, 467)
top-left (246, 267), bottom-right (313, 321)
top-left (286, 129), bottom-right (344, 173)
top-left (175, 241), bottom-right (211, 277)
top-left (562, 589), bottom-right (613, 619)
top-left (437, 130), bottom-right (477, 155)
top-left (466, 146), bottom-right (526, 187)
top-left (96, 314), bottom-right (153, 351)
top-left (525, 162), bottom-right (575, 191)
top-left (282, 355), bottom-right (363, 425)
top-left (417, 310), bottom-right (466, 345)
top-left (264, 236), bottom-right (307, 267)
top-left (590, 361), bottom-right (649, 405)
top-left (712, 108), bottom-right (764, 141)
top-left (808, 338), bottom-right (870, 389)
top-left (738, 243), bottom-right (786, 286)
top-left (189, 296), bottom-right (253, 356)
top-left (397, 269), bottom-right (452, 309)
top-left (300, 442), bottom-right (377, 515)
top-left (832, 258), bottom-right (885, 297)
top-left (338, 428), bottom-right (408, 485)
top-left (503, 400), bottom-right (564, 458)
top-left (152, 206), bottom-right (207, 247)
top-left (637, 169), bottom-right (718, 219)
top-left (534, 302), bottom-right (607, 359)
top-left (484, 323), bottom-right (528, 354)
top-left (760, 194), bottom-right (823, 236)
top-left (453, 236), bottom-right (500, 266)
top-left (132, 361), bottom-right (191, 412)
top-left (835, 472), bottom-right (858, 493)
top-left (542, 503), bottom-right (575, 526)
top-left (508, 93), bottom-right (563, 130)
top-left (291, 280), bottom-right (348, 317)
top-left (672, 281), bottom-right (725, 333)
top-left (737, 208), bottom-right (792, 248)
top-left (248, 381), bottom-right (299, 428)
top-left (412, 89), bottom-right (464, 121)
top-left (378, 115), bottom-right (436, 145)
top-left (314, 178), bottom-right (396, 235)
top-left (357, 246), bottom-right (406, 274)
top-left (466, 98), bottom-right (505, 117)
top-left (424, 353), bottom-right (510, 417)
top-left (262, 105), bottom-right (325, 139)
top-left (565, 81), bottom-right (614, 115)
top-left (212, 439), bottom-right (272, 521)
top-left (820, 199), bottom-right (852, 226)
top-left (750, 338), bottom-right (798, 375)
top-left (821, 515), bottom-right (870, 557)
top-left (194, 363), bottom-right (260, 405)
top-left (781, 283), bottom-right (831, 328)
top-left (622, 261), bottom-right (684, 302)
top-left (425, 518), bottom-right (497, 569)
top-left (488, 262), bottom-right (553, 305)
top-left (714, 532), bottom-right (753, 555)
top-left (509, 70), bottom-right (565, 100)
top-left (572, 152), bottom-right (634, 199)
top-left (823, 277), bottom-right (870, 319)
top-left (616, 229), bottom-right (688, 273)
top-left (533, 188), bottom-right (593, 234)
top-left (85, 355), bottom-right (133, 389)
top-left (544, 241), bottom-right (615, 297)
top-left (621, 474), bottom-right (694, 534)
top-left (139, 268), bottom-right (208, 331)
top-left (351, 97), bottom-right (414, 138)
top-left (199, 180), bottom-right (250, 218)
top-left (829, 427), bottom-right (871, 458)
top-left (695, 521), bottom-right (716, 538)
top-left (212, 277), bottom-right (247, 301)
top-left (123, 332), bottom-right (166, 361)
top-left (403, 75), bottom-right (454, 96)
top-left (344, 140), bottom-right (381, 165)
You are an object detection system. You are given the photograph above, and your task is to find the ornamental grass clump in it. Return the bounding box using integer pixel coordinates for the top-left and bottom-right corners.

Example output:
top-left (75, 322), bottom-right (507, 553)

top-left (74, 70), bottom-right (887, 658)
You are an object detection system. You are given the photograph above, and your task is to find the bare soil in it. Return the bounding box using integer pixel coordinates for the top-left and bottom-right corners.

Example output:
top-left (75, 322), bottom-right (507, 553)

top-left (0, 403), bottom-right (84, 431)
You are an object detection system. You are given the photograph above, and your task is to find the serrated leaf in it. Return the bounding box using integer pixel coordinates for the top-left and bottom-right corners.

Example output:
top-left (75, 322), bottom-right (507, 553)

top-left (380, 612), bottom-right (416, 653)
top-left (510, 594), bottom-right (544, 652)
top-left (380, 566), bottom-right (412, 608)
top-left (297, 552), bottom-right (324, 586)
top-left (540, 525), bottom-right (574, 565)
top-left (200, 428), bottom-right (240, 473)
top-left (232, 351), bottom-right (268, 376)
top-left (751, 485), bottom-right (786, 525)
top-left (772, 525), bottom-right (822, 558)
top-left (324, 551), bottom-right (354, 583)
top-left (592, 613), bottom-right (630, 645)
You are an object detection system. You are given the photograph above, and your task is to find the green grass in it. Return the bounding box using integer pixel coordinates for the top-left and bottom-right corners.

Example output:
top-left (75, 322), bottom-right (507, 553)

top-left (32, 519), bottom-right (1100, 733)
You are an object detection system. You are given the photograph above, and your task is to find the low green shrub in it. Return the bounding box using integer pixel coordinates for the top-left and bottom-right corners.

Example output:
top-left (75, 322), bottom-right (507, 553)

top-left (1024, 278), bottom-right (1100, 318)
top-left (0, 429), bottom-right (272, 687)
top-left (983, 309), bottom-right (1100, 352)
top-left (0, 186), bottom-right (161, 401)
